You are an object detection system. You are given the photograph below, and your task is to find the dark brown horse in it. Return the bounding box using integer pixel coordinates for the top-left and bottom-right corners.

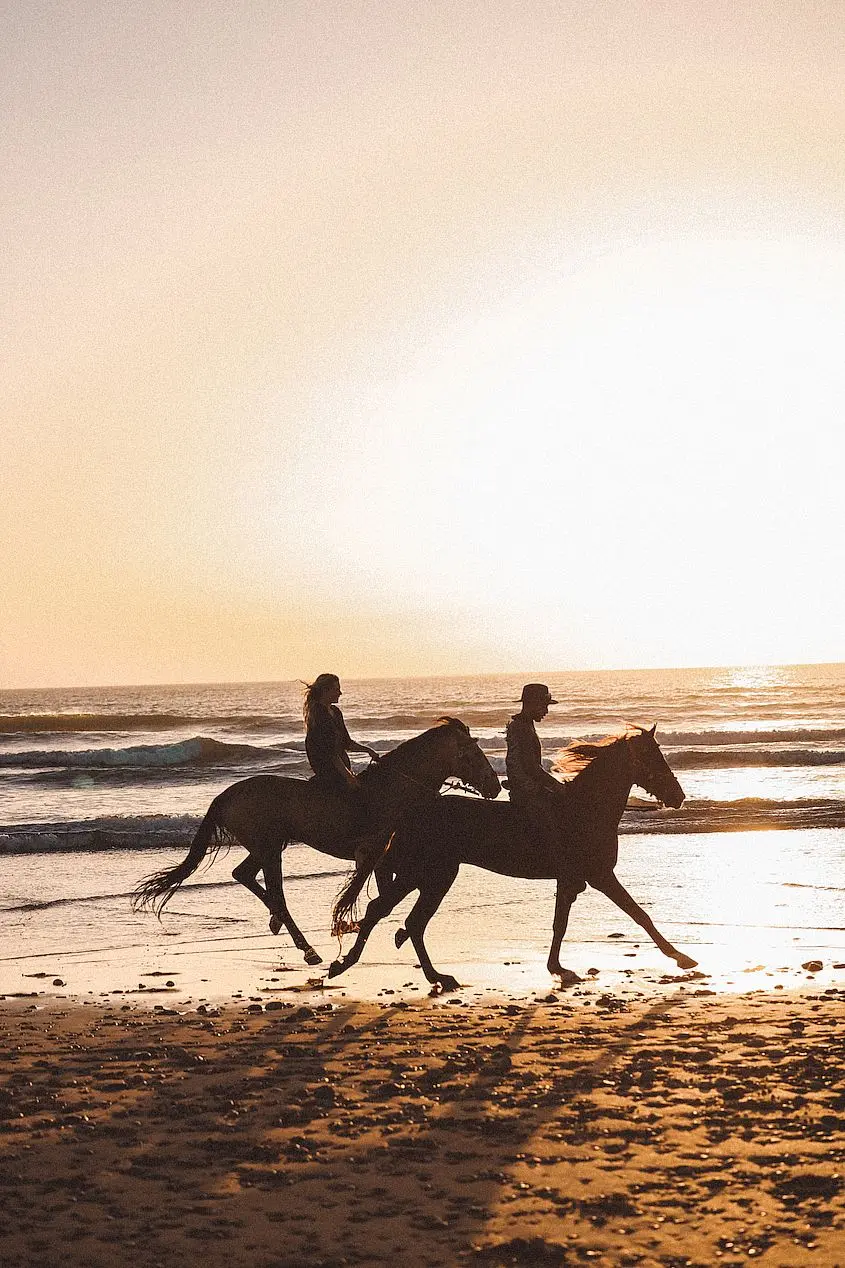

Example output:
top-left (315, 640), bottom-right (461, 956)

top-left (133, 718), bottom-right (500, 965)
top-left (327, 725), bottom-right (698, 989)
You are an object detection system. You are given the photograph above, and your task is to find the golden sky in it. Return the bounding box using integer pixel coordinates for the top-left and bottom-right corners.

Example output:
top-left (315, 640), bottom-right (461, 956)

top-left (4, 2), bottom-right (845, 687)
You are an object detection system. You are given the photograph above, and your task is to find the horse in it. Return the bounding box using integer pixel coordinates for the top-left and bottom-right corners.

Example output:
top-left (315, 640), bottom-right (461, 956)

top-left (327, 725), bottom-right (698, 990)
top-left (132, 717), bottom-right (500, 966)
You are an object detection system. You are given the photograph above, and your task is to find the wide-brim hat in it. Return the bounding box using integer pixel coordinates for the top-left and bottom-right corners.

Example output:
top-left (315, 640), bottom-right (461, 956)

top-left (519, 683), bottom-right (558, 706)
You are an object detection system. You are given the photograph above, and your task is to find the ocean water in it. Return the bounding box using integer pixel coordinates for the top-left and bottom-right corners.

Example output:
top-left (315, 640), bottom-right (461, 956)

top-left (1, 665), bottom-right (844, 997)
top-left (2, 664), bottom-right (845, 847)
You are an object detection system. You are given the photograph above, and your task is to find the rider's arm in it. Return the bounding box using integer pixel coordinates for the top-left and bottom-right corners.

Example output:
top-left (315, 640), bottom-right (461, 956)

top-left (537, 765), bottom-right (562, 795)
top-left (507, 720), bottom-right (560, 797)
top-left (334, 708), bottom-right (379, 761)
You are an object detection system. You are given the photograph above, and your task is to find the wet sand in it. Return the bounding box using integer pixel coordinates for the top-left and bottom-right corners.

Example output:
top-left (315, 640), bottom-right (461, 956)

top-left (3, 831), bottom-right (845, 1265)
top-left (3, 980), bottom-right (845, 1267)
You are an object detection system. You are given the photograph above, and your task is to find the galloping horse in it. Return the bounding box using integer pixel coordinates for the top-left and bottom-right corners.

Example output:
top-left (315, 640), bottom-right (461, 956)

top-left (328, 725), bottom-right (698, 989)
top-left (133, 718), bottom-right (500, 966)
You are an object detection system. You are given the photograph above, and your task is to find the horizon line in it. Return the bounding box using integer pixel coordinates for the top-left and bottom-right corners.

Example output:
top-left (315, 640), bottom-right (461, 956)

top-left (2, 660), bottom-right (843, 694)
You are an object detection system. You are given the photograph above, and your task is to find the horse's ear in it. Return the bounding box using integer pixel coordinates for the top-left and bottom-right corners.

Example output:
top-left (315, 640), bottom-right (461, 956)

top-left (649, 723), bottom-right (656, 737)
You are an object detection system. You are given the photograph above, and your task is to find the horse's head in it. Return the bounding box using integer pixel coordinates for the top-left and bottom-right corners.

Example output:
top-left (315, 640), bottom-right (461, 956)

top-left (625, 724), bottom-right (685, 809)
top-left (442, 717), bottom-right (501, 800)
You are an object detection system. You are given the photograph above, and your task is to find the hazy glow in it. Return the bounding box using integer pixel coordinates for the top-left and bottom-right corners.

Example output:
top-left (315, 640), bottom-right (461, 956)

top-left (4, 3), bottom-right (845, 686)
top-left (719, 666), bottom-right (791, 691)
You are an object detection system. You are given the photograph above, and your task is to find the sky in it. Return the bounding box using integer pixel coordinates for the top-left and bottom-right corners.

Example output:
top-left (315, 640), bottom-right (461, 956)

top-left (4, 1), bottom-right (845, 688)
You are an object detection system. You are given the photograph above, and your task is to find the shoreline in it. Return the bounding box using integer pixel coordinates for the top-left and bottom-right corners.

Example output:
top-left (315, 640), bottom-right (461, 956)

top-left (4, 824), bottom-right (845, 1011)
top-left (2, 985), bottom-right (844, 1267)
top-left (5, 924), bottom-right (845, 1012)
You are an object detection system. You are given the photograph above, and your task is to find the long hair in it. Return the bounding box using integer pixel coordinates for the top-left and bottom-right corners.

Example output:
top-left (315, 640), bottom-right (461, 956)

top-left (303, 673), bottom-right (340, 727)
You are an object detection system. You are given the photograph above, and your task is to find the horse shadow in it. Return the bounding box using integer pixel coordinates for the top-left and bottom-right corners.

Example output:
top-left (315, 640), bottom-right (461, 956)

top-left (0, 991), bottom-right (717, 1267)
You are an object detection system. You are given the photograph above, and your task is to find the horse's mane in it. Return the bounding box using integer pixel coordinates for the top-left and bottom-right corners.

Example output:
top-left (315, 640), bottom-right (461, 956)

top-left (359, 716), bottom-right (468, 783)
top-left (552, 731), bottom-right (633, 784)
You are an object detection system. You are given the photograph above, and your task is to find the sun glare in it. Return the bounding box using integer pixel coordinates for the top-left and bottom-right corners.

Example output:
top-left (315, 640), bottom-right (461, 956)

top-left (277, 234), bottom-right (845, 671)
top-left (720, 665), bottom-right (790, 690)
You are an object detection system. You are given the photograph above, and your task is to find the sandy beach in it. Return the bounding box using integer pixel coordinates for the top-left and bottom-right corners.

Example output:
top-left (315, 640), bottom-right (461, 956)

top-left (4, 825), bottom-right (845, 1265)
top-left (3, 976), bottom-right (844, 1268)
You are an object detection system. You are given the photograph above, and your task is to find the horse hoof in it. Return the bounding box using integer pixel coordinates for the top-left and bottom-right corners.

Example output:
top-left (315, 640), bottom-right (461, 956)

top-left (327, 959), bottom-right (345, 979)
top-left (676, 954), bottom-right (698, 970)
top-left (269, 915), bottom-right (283, 935)
top-left (554, 969), bottom-right (582, 988)
top-left (304, 948), bottom-right (323, 967)
top-left (394, 927), bottom-right (409, 948)
top-left (437, 975), bottom-right (461, 992)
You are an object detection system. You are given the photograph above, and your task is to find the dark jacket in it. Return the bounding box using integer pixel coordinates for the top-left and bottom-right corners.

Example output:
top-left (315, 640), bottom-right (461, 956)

top-left (505, 712), bottom-right (560, 807)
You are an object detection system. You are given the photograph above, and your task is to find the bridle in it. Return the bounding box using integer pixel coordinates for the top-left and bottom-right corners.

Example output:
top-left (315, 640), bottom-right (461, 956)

top-left (626, 735), bottom-right (667, 808)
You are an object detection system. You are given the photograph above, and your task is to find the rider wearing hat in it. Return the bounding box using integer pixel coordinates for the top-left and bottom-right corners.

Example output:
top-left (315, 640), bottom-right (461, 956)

top-left (506, 683), bottom-right (583, 890)
top-left (505, 683), bottom-right (562, 808)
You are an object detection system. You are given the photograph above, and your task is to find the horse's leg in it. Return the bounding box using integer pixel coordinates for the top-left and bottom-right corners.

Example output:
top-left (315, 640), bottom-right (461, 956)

top-left (374, 859), bottom-right (394, 895)
top-left (547, 880), bottom-right (583, 987)
top-left (261, 848), bottom-right (322, 966)
top-left (232, 854), bottom-right (269, 908)
top-left (591, 871), bottom-right (698, 970)
top-left (326, 877), bottom-right (413, 979)
top-left (400, 865), bottom-right (461, 992)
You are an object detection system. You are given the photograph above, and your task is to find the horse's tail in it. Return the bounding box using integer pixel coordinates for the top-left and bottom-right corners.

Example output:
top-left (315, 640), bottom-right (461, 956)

top-left (132, 796), bottom-right (233, 917)
top-left (331, 833), bottom-right (392, 937)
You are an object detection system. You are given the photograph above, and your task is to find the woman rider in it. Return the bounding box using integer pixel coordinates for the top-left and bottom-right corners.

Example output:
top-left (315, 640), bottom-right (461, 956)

top-left (304, 677), bottom-right (385, 917)
top-left (303, 673), bottom-right (379, 791)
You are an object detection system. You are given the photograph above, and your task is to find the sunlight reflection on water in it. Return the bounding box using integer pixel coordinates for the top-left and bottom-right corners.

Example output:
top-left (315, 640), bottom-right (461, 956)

top-left (1, 829), bottom-right (843, 1004)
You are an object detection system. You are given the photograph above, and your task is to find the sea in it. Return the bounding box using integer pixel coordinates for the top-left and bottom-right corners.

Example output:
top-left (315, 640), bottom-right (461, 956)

top-left (2, 664), bottom-right (844, 1001)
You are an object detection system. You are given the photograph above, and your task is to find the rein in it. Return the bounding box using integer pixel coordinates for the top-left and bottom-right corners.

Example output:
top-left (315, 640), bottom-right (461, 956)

top-left (382, 768), bottom-right (483, 797)
top-left (442, 777), bottom-right (483, 796)
top-left (365, 747), bottom-right (485, 798)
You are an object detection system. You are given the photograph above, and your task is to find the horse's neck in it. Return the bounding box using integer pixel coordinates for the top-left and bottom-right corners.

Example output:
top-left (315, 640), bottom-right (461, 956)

top-left (572, 742), bottom-right (633, 824)
top-left (370, 737), bottom-right (450, 802)
top-left (393, 743), bottom-right (451, 794)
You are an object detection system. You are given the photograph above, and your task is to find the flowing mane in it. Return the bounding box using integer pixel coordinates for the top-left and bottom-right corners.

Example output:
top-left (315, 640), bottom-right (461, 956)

top-left (553, 731), bottom-right (633, 784)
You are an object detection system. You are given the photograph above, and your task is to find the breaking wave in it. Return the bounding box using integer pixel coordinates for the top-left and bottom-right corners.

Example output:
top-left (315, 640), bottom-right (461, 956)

top-left (0, 712), bottom-right (302, 735)
top-left (665, 747), bottom-right (845, 770)
top-left (0, 737), bottom-right (291, 771)
top-left (3, 796), bottom-right (845, 855)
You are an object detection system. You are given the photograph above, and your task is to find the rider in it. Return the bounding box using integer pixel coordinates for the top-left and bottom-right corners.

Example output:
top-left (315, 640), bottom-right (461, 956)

top-left (303, 673), bottom-right (379, 791)
top-left (304, 674), bottom-right (388, 931)
top-left (505, 683), bottom-right (561, 806)
top-left (506, 683), bottom-right (570, 856)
